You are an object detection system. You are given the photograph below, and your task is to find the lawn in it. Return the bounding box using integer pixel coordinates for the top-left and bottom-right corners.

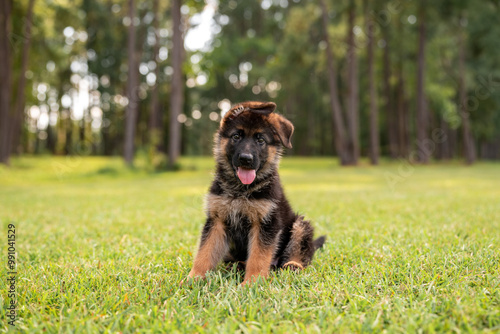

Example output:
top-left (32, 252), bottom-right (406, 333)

top-left (0, 156), bottom-right (499, 333)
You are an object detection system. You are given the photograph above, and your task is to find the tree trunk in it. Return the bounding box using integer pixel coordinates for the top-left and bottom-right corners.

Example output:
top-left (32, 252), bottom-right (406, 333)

top-left (124, 0), bottom-right (138, 165)
top-left (47, 125), bottom-right (56, 154)
top-left (438, 117), bottom-right (450, 160)
top-left (307, 96), bottom-right (315, 155)
top-left (10, 0), bottom-right (35, 156)
top-left (416, 1), bottom-right (429, 163)
top-left (319, 0), bottom-right (350, 165)
top-left (149, 0), bottom-right (162, 152)
top-left (396, 62), bottom-right (409, 158)
top-left (64, 118), bottom-right (72, 155)
top-left (480, 137), bottom-right (500, 160)
top-left (168, 0), bottom-right (184, 168)
top-left (382, 27), bottom-right (397, 158)
top-left (0, 0), bottom-right (12, 165)
top-left (366, 1), bottom-right (378, 165)
top-left (458, 13), bottom-right (475, 165)
top-left (133, 15), bottom-right (147, 149)
top-left (346, 1), bottom-right (359, 165)
top-left (448, 126), bottom-right (457, 159)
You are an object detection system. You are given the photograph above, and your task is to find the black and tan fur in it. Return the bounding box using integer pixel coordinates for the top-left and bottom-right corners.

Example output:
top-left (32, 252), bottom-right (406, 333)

top-left (188, 101), bottom-right (326, 285)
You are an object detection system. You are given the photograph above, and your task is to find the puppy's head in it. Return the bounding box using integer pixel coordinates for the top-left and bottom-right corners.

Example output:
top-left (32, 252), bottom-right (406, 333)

top-left (216, 101), bottom-right (294, 185)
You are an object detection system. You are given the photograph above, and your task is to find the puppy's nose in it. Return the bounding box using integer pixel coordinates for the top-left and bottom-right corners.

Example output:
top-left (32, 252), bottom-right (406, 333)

top-left (239, 153), bottom-right (253, 165)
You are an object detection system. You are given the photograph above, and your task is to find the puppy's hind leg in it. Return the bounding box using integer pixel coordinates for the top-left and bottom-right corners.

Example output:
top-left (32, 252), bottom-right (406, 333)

top-left (281, 216), bottom-right (315, 271)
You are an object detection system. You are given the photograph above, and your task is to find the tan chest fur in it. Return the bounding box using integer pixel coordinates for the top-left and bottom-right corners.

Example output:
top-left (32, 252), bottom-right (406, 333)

top-left (205, 194), bottom-right (276, 225)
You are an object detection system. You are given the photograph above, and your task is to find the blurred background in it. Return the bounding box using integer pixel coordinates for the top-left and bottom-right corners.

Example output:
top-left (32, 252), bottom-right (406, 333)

top-left (1, 0), bottom-right (499, 169)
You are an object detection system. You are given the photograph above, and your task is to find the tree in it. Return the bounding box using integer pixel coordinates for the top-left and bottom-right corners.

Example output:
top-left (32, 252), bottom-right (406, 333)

top-left (168, 0), bottom-right (184, 168)
top-left (365, 0), bottom-right (379, 164)
top-left (416, 0), bottom-right (430, 163)
top-left (149, 0), bottom-right (162, 152)
top-left (465, 0), bottom-right (500, 161)
top-left (0, 0), bottom-right (12, 165)
top-left (458, 11), bottom-right (475, 164)
top-left (394, 9), bottom-right (410, 158)
top-left (319, 0), bottom-right (351, 165)
top-left (346, 0), bottom-right (359, 165)
top-left (381, 25), bottom-right (398, 159)
top-left (11, 0), bottom-right (35, 156)
top-left (124, 0), bottom-right (139, 165)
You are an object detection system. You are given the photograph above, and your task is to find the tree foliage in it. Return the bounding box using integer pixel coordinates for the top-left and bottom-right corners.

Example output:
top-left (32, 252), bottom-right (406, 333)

top-left (1, 0), bottom-right (500, 165)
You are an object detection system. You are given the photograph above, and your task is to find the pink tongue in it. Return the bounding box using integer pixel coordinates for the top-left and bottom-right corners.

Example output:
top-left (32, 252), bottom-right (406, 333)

top-left (237, 167), bottom-right (256, 185)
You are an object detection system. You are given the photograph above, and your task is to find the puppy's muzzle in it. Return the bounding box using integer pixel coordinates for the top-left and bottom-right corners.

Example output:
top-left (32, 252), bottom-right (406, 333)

top-left (238, 153), bottom-right (254, 167)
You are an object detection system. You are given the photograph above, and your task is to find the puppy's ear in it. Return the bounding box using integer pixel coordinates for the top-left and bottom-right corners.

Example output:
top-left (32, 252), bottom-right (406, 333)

top-left (245, 101), bottom-right (276, 115)
top-left (220, 101), bottom-right (276, 127)
top-left (268, 113), bottom-right (294, 149)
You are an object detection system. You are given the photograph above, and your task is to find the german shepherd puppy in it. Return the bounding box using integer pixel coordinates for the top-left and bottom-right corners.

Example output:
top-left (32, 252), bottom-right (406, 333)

top-left (188, 101), bottom-right (326, 285)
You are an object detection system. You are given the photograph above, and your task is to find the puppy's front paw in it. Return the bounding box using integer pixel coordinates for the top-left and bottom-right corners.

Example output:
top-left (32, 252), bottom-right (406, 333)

top-left (180, 271), bottom-right (205, 286)
top-left (240, 273), bottom-right (267, 286)
top-left (240, 277), bottom-right (255, 287)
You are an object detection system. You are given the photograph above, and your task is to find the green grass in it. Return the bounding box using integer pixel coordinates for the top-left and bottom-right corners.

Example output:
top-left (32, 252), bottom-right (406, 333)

top-left (1, 156), bottom-right (499, 333)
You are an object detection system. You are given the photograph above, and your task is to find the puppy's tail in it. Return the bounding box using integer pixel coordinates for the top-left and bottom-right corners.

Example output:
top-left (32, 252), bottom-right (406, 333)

top-left (313, 235), bottom-right (326, 251)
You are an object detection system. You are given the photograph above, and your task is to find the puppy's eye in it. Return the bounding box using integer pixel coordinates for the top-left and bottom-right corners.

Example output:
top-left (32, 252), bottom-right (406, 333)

top-left (232, 133), bottom-right (241, 141)
top-left (256, 137), bottom-right (265, 145)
